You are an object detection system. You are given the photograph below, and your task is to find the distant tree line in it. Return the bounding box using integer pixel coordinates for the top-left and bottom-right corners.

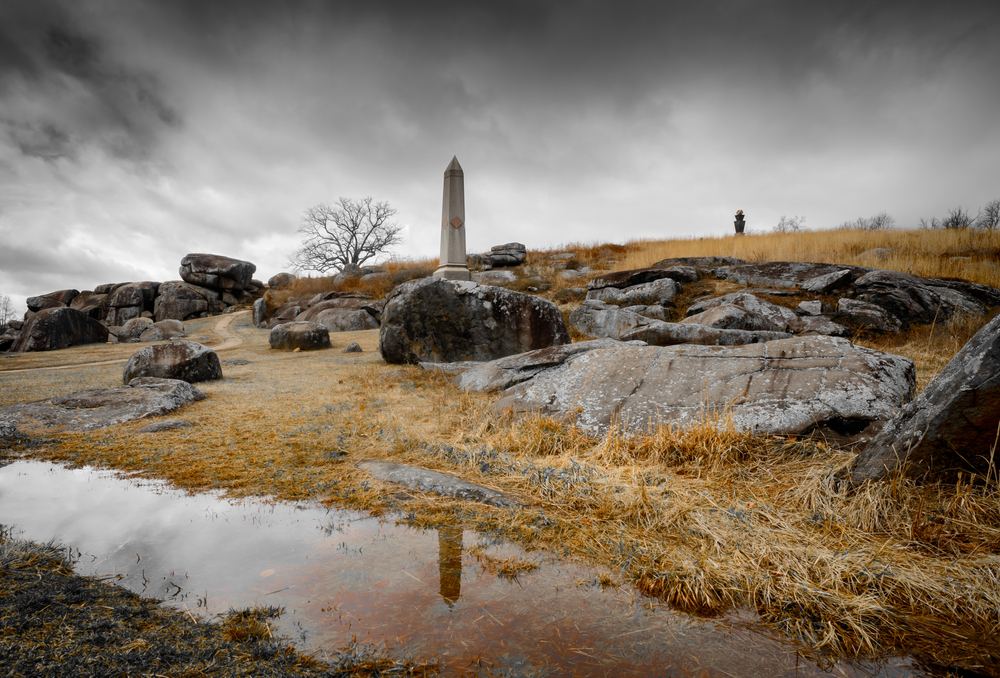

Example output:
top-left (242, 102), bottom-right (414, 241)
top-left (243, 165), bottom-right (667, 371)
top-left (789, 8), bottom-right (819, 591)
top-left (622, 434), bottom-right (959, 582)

top-left (830, 198), bottom-right (1000, 232)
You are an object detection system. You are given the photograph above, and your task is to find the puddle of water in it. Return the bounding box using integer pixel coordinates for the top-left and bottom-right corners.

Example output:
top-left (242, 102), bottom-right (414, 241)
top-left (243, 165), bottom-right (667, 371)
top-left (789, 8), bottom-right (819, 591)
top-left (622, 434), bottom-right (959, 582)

top-left (0, 460), bottom-right (927, 677)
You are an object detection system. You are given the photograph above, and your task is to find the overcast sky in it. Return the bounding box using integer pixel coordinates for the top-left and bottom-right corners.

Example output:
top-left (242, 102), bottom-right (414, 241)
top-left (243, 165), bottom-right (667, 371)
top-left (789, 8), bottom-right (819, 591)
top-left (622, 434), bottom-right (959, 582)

top-left (2, 1), bottom-right (999, 314)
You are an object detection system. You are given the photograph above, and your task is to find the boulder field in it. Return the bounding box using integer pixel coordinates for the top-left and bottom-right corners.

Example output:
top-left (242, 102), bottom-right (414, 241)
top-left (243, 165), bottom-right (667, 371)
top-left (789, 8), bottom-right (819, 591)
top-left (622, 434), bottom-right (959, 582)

top-left (9, 253), bottom-right (262, 352)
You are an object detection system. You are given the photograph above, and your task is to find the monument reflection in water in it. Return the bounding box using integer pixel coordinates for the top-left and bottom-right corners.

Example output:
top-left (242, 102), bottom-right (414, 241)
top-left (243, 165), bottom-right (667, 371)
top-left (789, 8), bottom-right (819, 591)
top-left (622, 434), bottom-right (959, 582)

top-left (437, 523), bottom-right (463, 606)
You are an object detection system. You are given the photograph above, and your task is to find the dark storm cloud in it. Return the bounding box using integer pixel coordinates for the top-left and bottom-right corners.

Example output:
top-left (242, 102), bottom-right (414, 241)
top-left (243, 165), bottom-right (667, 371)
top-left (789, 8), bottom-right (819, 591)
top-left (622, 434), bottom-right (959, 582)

top-left (0, 1), bottom-right (180, 162)
top-left (2, 0), bottom-right (999, 315)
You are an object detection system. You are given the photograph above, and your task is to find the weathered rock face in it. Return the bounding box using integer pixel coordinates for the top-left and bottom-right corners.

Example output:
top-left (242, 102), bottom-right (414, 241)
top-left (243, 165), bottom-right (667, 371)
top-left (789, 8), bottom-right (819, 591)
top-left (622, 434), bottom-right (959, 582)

top-left (253, 298), bottom-right (268, 327)
top-left (720, 262), bottom-right (872, 289)
top-left (267, 272), bottom-right (295, 290)
top-left (586, 278), bottom-right (680, 306)
top-left (491, 336), bottom-right (915, 442)
top-left (589, 265), bottom-right (699, 289)
top-left (11, 307), bottom-right (109, 352)
top-left (853, 270), bottom-right (986, 325)
top-left (268, 321), bottom-right (332, 351)
top-left (69, 291), bottom-right (110, 321)
top-left (154, 281), bottom-right (218, 322)
top-left (137, 320), bottom-right (185, 342)
top-left (451, 339), bottom-right (635, 393)
top-left (312, 308), bottom-right (379, 333)
top-left (621, 321), bottom-right (790, 347)
top-left (25, 296), bottom-right (65, 312)
top-left (716, 261), bottom-right (1000, 329)
top-left (681, 294), bottom-right (802, 333)
top-left (837, 299), bottom-right (902, 332)
top-left (122, 341), bottom-right (222, 384)
top-left (568, 300), bottom-right (653, 340)
top-left (118, 317), bottom-right (155, 343)
top-left (180, 253), bottom-right (256, 291)
top-left (472, 270), bottom-right (517, 285)
top-left (846, 312), bottom-right (1000, 483)
top-left (0, 378), bottom-right (206, 433)
top-left (379, 277), bottom-right (569, 364)
top-left (488, 242), bottom-right (527, 267)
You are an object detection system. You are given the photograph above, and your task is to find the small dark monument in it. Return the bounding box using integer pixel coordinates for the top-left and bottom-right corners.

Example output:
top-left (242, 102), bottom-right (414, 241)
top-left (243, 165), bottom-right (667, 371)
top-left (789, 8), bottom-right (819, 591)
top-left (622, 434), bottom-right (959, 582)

top-left (734, 210), bottom-right (746, 235)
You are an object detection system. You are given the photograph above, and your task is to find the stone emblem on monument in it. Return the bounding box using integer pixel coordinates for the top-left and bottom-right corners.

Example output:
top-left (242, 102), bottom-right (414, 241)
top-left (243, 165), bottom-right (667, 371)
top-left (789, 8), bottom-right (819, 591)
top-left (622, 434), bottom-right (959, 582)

top-left (433, 156), bottom-right (472, 280)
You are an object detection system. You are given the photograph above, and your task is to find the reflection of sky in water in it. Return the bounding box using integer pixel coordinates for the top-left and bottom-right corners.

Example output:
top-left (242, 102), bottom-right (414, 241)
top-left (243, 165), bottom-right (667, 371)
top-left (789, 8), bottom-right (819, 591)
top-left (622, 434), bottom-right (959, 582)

top-left (0, 460), bottom-right (921, 677)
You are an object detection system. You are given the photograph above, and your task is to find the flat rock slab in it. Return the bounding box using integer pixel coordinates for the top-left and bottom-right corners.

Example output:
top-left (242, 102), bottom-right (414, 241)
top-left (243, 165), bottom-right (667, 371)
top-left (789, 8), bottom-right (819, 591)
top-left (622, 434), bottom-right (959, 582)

top-left (358, 461), bottom-right (521, 508)
top-left (136, 419), bottom-right (194, 433)
top-left (0, 378), bottom-right (206, 433)
top-left (493, 336), bottom-right (915, 442)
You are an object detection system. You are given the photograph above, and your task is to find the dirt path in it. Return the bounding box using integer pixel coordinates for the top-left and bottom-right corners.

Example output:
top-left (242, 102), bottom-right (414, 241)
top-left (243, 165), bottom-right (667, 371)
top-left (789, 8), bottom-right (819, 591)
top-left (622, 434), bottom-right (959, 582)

top-left (2, 311), bottom-right (249, 374)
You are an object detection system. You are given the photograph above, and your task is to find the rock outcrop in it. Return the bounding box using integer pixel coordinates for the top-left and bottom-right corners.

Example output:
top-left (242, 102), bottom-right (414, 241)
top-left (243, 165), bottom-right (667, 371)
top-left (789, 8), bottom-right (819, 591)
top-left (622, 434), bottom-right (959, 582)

top-left (311, 308), bottom-right (379, 333)
top-left (122, 341), bottom-right (222, 384)
top-left (486, 336), bottom-right (915, 443)
top-left (0, 378), bottom-right (206, 433)
top-left (621, 321), bottom-right (790, 346)
top-left (846, 312), bottom-right (1000, 483)
top-left (487, 242), bottom-right (527, 267)
top-left (268, 321), bottom-right (332, 351)
top-left (379, 277), bottom-right (569, 364)
top-left (11, 307), bottom-right (109, 352)
top-left (138, 320), bottom-right (186, 342)
top-left (179, 253), bottom-right (256, 291)
top-left (267, 272), bottom-right (295, 290)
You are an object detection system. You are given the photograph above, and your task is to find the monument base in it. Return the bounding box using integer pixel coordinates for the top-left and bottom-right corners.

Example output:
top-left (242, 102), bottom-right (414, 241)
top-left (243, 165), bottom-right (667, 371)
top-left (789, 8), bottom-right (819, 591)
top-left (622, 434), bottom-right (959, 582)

top-left (433, 265), bottom-right (471, 281)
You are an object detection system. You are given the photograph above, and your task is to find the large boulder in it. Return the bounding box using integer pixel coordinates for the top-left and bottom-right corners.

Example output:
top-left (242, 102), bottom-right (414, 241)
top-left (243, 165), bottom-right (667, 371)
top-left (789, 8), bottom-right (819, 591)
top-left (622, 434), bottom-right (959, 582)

top-left (490, 336), bottom-right (915, 443)
top-left (137, 320), bottom-right (186, 342)
top-left (568, 300), bottom-right (653, 340)
top-left (118, 317), bottom-right (155, 343)
top-left (312, 308), bottom-right (379, 333)
top-left (122, 341), bottom-right (222, 384)
top-left (69, 291), bottom-right (110, 321)
top-left (252, 298), bottom-right (268, 327)
top-left (11, 307), bottom-right (109, 352)
top-left (378, 277), bottom-right (569, 364)
top-left (846, 312), bottom-right (1000, 483)
top-left (269, 321), bottom-right (331, 351)
top-left (154, 281), bottom-right (220, 322)
top-left (179, 253), bottom-right (256, 291)
top-left (0, 378), bottom-right (206, 433)
top-left (488, 242), bottom-right (527, 267)
top-left (267, 272), bottom-right (295, 290)
top-left (681, 294), bottom-right (802, 333)
top-left (586, 278), bottom-right (681, 306)
top-left (853, 269), bottom-right (987, 325)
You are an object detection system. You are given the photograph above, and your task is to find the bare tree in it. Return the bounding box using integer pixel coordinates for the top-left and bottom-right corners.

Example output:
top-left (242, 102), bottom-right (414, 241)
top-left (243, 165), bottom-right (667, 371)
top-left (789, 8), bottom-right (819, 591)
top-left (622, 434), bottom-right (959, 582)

top-left (773, 215), bottom-right (806, 233)
top-left (976, 199), bottom-right (1000, 230)
top-left (933, 206), bottom-right (976, 229)
top-left (0, 292), bottom-right (14, 333)
top-left (287, 197), bottom-right (404, 274)
top-left (864, 211), bottom-right (895, 231)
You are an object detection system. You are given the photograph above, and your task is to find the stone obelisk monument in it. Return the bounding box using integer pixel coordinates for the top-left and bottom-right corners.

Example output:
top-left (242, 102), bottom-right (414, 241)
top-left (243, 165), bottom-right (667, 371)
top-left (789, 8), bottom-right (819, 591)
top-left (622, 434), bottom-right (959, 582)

top-left (433, 156), bottom-right (471, 280)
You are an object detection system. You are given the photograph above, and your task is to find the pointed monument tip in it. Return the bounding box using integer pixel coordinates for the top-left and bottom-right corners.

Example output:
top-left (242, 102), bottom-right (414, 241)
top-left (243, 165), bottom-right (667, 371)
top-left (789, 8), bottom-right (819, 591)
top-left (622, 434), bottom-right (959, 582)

top-left (446, 156), bottom-right (462, 171)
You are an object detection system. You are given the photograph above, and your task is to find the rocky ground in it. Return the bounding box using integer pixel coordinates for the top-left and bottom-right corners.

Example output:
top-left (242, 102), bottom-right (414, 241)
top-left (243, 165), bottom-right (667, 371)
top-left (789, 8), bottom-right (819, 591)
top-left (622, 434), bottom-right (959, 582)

top-left (3, 250), bottom-right (1000, 675)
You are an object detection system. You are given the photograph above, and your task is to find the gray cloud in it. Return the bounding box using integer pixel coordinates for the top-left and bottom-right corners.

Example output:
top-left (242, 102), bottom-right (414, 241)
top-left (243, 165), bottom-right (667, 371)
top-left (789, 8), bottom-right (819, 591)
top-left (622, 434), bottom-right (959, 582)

top-left (1, 0), bottom-right (999, 316)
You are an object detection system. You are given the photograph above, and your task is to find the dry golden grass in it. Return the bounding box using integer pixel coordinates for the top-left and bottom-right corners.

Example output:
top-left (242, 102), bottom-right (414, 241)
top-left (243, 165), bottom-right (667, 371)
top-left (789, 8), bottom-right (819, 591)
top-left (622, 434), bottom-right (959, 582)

top-left (619, 227), bottom-right (1000, 288)
top-left (5, 230), bottom-right (1000, 671)
top-left (268, 258), bottom-right (437, 307)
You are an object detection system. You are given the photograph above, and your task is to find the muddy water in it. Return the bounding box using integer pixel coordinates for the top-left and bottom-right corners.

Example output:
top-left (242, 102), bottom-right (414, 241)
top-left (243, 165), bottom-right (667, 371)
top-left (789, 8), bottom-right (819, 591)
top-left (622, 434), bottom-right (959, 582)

top-left (0, 460), bottom-right (922, 677)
